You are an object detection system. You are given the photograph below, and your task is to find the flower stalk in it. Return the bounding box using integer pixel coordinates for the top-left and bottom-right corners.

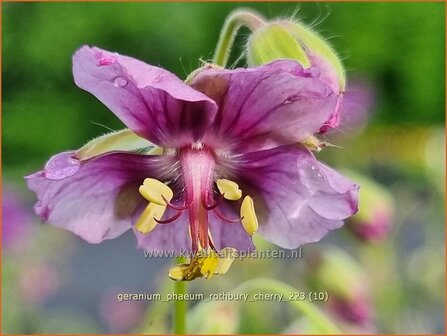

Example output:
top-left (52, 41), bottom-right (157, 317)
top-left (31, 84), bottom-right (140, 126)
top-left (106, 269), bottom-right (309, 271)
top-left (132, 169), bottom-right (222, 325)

top-left (213, 9), bottom-right (265, 67)
top-left (173, 257), bottom-right (188, 334)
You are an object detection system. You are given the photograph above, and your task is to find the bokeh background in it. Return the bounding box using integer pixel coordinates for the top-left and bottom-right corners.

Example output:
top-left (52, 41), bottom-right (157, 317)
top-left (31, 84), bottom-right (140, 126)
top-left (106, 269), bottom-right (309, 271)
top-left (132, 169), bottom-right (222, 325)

top-left (2, 2), bottom-right (445, 334)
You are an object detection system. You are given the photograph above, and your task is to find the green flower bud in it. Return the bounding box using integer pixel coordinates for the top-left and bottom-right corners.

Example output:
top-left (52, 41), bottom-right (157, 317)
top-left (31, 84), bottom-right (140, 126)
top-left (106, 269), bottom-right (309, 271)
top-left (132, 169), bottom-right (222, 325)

top-left (246, 23), bottom-right (311, 69)
top-left (247, 20), bottom-right (346, 93)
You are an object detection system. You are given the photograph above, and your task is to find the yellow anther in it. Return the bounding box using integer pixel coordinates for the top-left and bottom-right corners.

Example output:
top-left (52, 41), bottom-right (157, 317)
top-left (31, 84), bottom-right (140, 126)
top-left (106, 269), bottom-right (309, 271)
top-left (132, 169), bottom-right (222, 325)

top-left (135, 203), bottom-right (166, 234)
top-left (200, 251), bottom-right (220, 279)
top-left (240, 196), bottom-right (259, 235)
top-left (216, 179), bottom-right (242, 200)
top-left (215, 247), bottom-right (237, 275)
top-left (139, 178), bottom-right (173, 206)
top-left (168, 264), bottom-right (191, 281)
top-left (168, 247), bottom-right (237, 281)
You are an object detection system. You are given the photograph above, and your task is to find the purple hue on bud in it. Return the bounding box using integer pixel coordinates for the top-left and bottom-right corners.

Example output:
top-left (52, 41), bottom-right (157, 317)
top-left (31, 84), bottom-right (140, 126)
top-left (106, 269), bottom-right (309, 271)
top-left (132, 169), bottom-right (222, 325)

top-left (328, 292), bottom-right (371, 326)
top-left (309, 248), bottom-right (373, 327)
top-left (344, 171), bottom-right (394, 242)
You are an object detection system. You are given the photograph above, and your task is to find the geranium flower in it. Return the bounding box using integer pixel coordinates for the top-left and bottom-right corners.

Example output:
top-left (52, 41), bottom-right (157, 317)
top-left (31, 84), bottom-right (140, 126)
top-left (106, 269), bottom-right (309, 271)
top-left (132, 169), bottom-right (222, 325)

top-left (25, 46), bottom-right (358, 280)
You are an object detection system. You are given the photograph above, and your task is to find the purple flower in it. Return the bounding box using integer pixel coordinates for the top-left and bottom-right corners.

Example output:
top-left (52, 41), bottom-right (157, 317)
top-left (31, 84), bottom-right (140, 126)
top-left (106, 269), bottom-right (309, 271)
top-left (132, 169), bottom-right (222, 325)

top-left (25, 46), bottom-right (358, 280)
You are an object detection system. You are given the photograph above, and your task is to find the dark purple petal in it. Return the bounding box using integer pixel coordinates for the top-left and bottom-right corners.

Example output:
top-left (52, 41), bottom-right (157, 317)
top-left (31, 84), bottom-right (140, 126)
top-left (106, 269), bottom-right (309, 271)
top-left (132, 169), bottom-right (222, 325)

top-left (132, 205), bottom-right (191, 254)
top-left (234, 145), bottom-right (359, 249)
top-left (209, 202), bottom-right (255, 252)
top-left (190, 60), bottom-right (338, 152)
top-left (25, 151), bottom-right (175, 243)
top-left (73, 46), bottom-right (217, 147)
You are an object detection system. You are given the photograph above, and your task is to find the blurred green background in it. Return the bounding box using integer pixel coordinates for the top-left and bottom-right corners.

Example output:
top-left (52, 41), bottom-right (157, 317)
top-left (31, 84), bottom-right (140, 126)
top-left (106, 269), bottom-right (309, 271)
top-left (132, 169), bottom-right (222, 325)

top-left (2, 2), bottom-right (445, 334)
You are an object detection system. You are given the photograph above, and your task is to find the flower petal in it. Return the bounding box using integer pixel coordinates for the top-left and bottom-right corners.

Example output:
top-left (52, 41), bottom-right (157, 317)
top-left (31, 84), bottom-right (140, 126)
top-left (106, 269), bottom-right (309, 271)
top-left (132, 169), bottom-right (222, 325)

top-left (209, 202), bottom-right (255, 252)
top-left (234, 145), bottom-right (359, 249)
top-left (25, 151), bottom-right (175, 243)
top-left (190, 60), bottom-right (338, 152)
top-left (73, 46), bottom-right (217, 147)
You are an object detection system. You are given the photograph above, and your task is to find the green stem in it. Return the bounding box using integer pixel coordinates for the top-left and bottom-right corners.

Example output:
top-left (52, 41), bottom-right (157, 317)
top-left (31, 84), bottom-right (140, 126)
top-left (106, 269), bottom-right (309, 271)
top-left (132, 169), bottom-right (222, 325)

top-left (173, 257), bottom-right (188, 334)
top-left (234, 278), bottom-right (341, 334)
top-left (213, 9), bottom-right (265, 67)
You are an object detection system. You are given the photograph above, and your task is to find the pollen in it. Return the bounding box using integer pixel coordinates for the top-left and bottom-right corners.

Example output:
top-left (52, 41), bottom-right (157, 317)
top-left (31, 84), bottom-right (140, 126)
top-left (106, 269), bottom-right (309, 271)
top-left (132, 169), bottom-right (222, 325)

top-left (200, 250), bottom-right (220, 279)
top-left (139, 178), bottom-right (173, 206)
top-left (168, 247), bottom-right (237, 281)
top-left (240, 196), bottom-right (259, 235)
top-left (135, 202), bottom-right (166, 234)
top-left (216, 179), bottom-right (242, 200)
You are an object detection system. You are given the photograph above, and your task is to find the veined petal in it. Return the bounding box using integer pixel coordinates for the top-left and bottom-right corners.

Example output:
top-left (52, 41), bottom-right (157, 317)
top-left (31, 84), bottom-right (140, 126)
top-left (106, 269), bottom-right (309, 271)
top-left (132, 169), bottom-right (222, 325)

top-left (25, 151), bottom-right (175, 243)
top-left (190, 60), bottom-right (337, 152)
top-left (234, 145), bottom-right (359, 249)
top-left (73, 46), bottom-right (218, 147)
top-left (77, 128), bottom-right (156, 160)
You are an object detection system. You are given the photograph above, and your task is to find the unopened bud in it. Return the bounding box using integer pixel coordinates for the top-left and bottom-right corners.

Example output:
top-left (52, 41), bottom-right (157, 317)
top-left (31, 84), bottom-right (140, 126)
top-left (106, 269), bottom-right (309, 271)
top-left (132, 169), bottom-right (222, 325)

top-left (247, 20), bottom-right (345, 93)
top-left (246, 20), bottom-right (346, 133)
top-left (344, 171), bottom-right (394, 242)
top-left (309, 248), bottom-right (372, 326)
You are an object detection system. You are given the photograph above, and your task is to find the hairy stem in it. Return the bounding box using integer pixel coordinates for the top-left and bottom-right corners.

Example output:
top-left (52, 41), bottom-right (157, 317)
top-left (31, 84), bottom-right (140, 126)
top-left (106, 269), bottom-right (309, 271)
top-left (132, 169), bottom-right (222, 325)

top-left (213, 9), bottom-right (265, 67)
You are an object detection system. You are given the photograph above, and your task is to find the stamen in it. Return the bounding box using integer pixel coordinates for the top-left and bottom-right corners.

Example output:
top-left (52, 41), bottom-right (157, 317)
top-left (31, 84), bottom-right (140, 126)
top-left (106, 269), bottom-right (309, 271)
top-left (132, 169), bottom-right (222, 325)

top-left (200, 250), bottom-right (220, 279)
top-left (135, 203), bottom-right (166, 234)
top-left (202, 196), bottom-right (220, 211)
top-left (139, 178), bottom-right (173, 206)
top-left (154, 210), bottom-right (183, 224)
top-left (161, 195), bottom-right (189, 211)
top-left (168, 247), bottom-right (237, 281)
top-left (240, 196), bottom-right (258, 235)
top-left (213, 207), bottom-right (243, 223)
top-left (208, 230), bottom-right (216, 250)
top-left (215, 247), bottom-right (237, 275)
top-left (216, 179), bottom-right (242, 200)
top-left (168, 264), bottom-right (191, 281)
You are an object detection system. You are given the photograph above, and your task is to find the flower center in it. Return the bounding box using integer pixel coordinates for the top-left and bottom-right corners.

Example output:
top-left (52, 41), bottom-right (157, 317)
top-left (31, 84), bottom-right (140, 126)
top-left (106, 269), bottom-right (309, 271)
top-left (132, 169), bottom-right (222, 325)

top-left (134, 145), bottom-right (259, 280)
top-left (179, 145), bottom-right (216, 252)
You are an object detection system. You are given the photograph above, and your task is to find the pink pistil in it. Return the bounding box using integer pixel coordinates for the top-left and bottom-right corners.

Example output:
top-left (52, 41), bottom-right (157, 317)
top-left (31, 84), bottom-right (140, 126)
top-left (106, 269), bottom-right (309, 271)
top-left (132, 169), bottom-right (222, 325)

top-left (180, 145), bottom-right (216, 253)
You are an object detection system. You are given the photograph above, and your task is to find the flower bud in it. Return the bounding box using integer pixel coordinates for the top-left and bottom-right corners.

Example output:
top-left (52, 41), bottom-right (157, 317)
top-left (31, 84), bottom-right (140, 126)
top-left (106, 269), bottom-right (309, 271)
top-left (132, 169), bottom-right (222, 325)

top-left (344, 171), bottom-right (394, 242)
top-left (246, 20), bottom-right (345, 94)
top-left (309, 248), bottom-right (372, 326)
top-left (246, 20), bottom-right (346, 133)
